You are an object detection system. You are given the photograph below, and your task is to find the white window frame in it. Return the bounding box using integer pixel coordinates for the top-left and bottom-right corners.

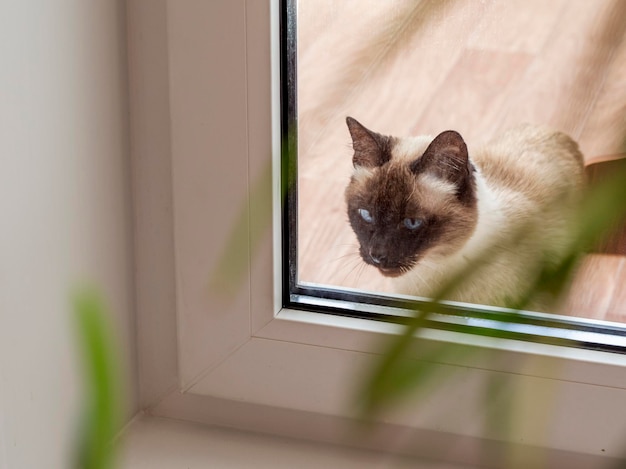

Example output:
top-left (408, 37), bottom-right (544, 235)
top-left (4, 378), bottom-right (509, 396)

top-left (136, 1), bottom-right (626, 466)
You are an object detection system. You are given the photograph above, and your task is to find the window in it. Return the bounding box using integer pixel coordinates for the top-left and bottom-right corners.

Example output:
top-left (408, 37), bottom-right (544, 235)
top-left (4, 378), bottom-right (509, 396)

top-left (285, 0), bottom-right (626, 353)
top-left (142, 1), bottom-right (626, 466)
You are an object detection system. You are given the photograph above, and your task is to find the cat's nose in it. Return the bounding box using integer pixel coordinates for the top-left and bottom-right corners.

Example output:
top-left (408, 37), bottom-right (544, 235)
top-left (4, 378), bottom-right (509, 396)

top-left (369, 250), bottom-right (386, 265)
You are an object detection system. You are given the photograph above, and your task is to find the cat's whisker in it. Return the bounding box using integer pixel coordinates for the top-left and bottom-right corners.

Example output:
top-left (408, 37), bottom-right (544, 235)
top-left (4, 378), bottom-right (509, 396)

top-left (353, 262), bottom-right (371, 287)
top-left (316, 242), bottom-right (363, 271)
top-left (330, 247), bottom-right (363, 267)
top-left (334, 253), bottom-right (363, 264)
top-left (349, 262), bottom-right (364, 285)
top-left (340, 257), bottom-right (368, 285)
top-left (320, 251), bottom-right (361, 267)
top-left (405, 184), bottom-right (417, 203)
top-left (333, 242), bottom-right (362, 248)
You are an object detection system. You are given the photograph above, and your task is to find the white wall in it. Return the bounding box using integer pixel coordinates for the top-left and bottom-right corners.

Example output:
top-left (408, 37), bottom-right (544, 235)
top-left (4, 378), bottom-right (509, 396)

top-left (0, 1), bottom-right (137, 468)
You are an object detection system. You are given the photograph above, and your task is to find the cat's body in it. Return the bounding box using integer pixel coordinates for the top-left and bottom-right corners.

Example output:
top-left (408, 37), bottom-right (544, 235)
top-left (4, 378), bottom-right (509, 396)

top-left (344, 117), bottom-right (585, 307)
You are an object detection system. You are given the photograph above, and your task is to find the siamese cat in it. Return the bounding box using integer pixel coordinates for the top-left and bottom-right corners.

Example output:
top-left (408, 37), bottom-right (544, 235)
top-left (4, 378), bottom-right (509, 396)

top-left (344, 117), bottom-right (585, 308)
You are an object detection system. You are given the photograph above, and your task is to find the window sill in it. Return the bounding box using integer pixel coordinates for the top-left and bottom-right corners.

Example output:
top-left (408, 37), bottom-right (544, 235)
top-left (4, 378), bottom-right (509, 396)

top-left (120, 415), bottom-right (468, 469)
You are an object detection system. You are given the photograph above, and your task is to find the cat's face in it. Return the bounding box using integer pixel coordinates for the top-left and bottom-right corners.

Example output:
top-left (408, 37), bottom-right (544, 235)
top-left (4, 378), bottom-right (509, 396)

top-left (344, 117), bottom-right (478, 277)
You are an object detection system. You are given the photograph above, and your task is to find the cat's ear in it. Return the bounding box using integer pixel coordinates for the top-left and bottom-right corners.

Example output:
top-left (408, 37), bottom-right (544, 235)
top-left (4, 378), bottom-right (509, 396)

top-left (410, 130), bottom-right (472, 188)
top-left (346, 117), bottom-right (393, 168)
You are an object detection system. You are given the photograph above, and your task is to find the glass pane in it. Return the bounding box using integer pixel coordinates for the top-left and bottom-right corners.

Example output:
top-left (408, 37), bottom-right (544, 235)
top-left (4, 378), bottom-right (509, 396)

top-left (292, 0), bottom-right (626, 324)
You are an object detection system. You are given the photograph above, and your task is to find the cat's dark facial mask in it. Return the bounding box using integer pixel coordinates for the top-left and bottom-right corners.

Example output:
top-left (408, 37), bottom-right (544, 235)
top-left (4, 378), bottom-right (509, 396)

top-left (344, 117), bottom-right (478, 277)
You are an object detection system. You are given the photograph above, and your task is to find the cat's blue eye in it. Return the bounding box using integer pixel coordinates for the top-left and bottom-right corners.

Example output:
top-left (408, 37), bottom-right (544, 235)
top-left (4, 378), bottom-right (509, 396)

top-left (403, 218), bottom-right (422, 230)
top-left (358, 208), bottom-right (373, 223)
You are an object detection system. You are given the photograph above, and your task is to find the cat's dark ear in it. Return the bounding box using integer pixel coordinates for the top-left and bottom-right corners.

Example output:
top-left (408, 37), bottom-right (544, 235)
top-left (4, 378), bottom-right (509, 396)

top-left (411, 130), bottom-right (472, 187)
top-left (346, 117), bottom-right (393, 168)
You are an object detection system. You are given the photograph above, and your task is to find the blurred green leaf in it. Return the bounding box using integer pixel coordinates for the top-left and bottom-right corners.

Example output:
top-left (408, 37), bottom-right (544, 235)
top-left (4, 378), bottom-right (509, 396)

top-left (209, 130), bottom-right (295, 299)
top-left (357, 339), bottom-right (459, 416)
top-left (208, 162), bottom-right (273, 296)
top-left (359, 159), bottom-right (626, 415)
top-left (73, 288), bottom-right (122, 469)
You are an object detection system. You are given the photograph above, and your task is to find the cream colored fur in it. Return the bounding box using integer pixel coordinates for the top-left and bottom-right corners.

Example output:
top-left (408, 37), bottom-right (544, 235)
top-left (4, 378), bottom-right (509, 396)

top-left (392, 124), bottom-right (585, 308)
